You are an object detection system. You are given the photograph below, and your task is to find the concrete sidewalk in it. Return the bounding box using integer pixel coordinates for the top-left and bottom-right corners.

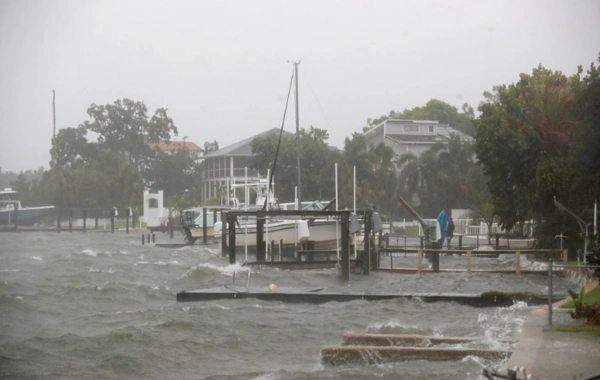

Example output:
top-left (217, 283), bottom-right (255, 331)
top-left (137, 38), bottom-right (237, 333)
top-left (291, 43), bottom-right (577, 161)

top-left (507, 280), bottom-right (600, 380)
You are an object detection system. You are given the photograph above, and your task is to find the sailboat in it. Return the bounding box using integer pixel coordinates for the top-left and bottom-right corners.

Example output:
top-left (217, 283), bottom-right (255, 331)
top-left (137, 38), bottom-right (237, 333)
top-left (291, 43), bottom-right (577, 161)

top-left (213, 63), bottom-right (342, 255)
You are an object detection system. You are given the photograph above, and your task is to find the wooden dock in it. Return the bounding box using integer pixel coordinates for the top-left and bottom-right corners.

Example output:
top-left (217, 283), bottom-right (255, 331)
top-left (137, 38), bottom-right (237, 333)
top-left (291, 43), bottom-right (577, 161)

top-left (321, 333), bottom-right (513, 365)
top-left (175, 285), bottom-right (564, 306)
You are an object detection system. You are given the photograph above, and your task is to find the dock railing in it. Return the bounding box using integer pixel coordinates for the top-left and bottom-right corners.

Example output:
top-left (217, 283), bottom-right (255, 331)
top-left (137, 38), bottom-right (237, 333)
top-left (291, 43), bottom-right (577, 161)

top-left (378, 246), bottom-right (567, 274)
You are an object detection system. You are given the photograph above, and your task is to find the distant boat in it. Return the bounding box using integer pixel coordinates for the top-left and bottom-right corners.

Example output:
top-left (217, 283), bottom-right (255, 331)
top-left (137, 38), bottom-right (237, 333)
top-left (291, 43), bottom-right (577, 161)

top-left (0, 188), bottom-right (55, 225)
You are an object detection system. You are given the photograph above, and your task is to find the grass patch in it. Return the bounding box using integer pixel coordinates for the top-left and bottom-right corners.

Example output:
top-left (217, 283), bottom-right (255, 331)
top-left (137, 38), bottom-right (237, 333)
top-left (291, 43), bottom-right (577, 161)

top-left (560, 284), bottom-right (600, 309)
top-left (543, 325), bottom-right (600, 336)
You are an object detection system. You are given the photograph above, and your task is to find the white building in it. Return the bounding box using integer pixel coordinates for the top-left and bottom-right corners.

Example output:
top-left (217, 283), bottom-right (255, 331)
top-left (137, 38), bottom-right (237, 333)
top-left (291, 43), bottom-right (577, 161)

top-left (364, 119), bottom-right (473, 158)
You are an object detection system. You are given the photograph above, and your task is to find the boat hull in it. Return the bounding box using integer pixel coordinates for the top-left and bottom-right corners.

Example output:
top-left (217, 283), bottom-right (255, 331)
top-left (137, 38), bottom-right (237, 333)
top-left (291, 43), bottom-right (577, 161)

top-left (0, 206), bottom-right (55, 225)
top-left (228, 219), bottom-right (340, 251)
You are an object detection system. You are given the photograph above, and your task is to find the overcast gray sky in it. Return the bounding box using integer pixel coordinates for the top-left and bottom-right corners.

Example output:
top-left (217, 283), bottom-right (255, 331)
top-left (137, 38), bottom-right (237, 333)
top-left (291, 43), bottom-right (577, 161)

top-left (1, 0), bottom-right (599, 172)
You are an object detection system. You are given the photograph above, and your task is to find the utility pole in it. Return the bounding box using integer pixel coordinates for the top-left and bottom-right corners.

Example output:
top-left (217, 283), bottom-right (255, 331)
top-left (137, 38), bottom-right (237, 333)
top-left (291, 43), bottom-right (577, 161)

top-left (293, 61), bottom-right (301, 207)
top-left (52, 89), bottom-right (56, 140)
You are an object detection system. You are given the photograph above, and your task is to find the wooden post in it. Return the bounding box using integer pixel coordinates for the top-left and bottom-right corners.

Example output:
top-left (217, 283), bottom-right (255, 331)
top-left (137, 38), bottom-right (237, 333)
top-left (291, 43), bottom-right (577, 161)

top-left (458, 235), bottom-right (462, 249)
top-left (431, 247), bottom-right (440, 273)
top-left (69, 210), bottom-right (73, 232)
top-left (126, 208), bottom-right (130, 233)
top-left (341, 213), bottom-right (350, 282)
top-left (57, 213), bottom-right (61, 233)
top-left (13, 202), bottom-right (19, 231)
top-left (420, 236), bottom-right (424, 249)
top-left (495, 234), bottom-right (499, 250)
top-left (228, 214), bottom-right (236, 264)
top-left (152, 233), bottom-right (155, 243)
top-left (221, 212), bottom-right (227, 257)
top-left (169, 216), bottom-right (173, 239)
top-left (83, 210), bottom-right (87, 233)
top-left (142, 234), bottom-right (145, 245)
top-left (111, 209), bottom-right (115, 233)
top-left (562, 249), bottom-right (568, 265)
top-left (466, 250), bottom-right (472, 272)
top-left (257, 213), bottom-right (265, 262)
top-left (417, 249), bottom-right (422, 274)
top-left (515, 250), bottom-right (521, 274)
top-left (270, 240), bottom-right (275, 262)
top-left (202, 208), bottom-right (208, 245)
top-left (279, 239), bottom-right (283, 262)
top-left (363, 212), bottom-right (371, 275)
top-left (95, 215), bottom-right (98, 230)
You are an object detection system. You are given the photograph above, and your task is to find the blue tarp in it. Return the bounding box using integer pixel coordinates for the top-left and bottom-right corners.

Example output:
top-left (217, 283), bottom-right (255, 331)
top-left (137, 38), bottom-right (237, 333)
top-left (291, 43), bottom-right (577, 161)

top-left (437, 210), bottom-right (447, 247)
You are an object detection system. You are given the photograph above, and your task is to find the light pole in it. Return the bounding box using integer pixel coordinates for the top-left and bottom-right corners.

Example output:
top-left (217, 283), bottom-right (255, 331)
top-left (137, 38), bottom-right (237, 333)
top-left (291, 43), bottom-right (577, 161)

top-left (555, 233), bottom-right (568, 251)
top-left (554, 197), bottom-right (590, 265)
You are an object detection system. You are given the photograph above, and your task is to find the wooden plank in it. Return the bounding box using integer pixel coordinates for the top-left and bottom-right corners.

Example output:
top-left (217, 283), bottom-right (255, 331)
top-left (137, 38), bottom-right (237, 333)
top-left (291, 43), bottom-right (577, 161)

top-left (342, 333), bottom-right (511, 347)
top-left (321, 346), bottom-right (512, 365)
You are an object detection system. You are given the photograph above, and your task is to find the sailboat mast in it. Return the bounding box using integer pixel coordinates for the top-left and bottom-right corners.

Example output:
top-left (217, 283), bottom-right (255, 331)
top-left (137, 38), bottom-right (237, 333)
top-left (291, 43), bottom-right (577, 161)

top-left (294, 61), bottom-right (301, 207)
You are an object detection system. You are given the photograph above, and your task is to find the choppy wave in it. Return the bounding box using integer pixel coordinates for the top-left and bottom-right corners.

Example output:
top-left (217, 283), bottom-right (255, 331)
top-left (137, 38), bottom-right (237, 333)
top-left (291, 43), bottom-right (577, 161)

top-left (0, 232), bottom-right (584, 380)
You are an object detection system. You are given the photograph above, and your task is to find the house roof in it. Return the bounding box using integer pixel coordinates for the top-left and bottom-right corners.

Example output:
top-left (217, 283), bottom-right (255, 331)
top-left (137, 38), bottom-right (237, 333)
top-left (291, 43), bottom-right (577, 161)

top-left (203, 128), bottom-right (295, 158)
top-left (148, 141), bottom-right (202, 151)
top-left (365, 119), bottom-right (472, 142)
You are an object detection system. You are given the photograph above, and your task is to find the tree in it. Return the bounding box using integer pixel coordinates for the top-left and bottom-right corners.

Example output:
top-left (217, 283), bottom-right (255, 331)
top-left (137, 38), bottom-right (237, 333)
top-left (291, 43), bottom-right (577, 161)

top-left (144, 148), bottom-right (202, 201)
top-left (251, 126), bottom-right (337, 204)
top-left (474, 65), bottom-right (579, 236)
top-left (338, 133), bottom-right (398, 216)
top-left (83, 99), bottom-right (178, 167)
top-left (43, 99), bottom-right (179, 211)
top-left (204, 140), bottom-right (219, 154)
top-left (396, 135), bottom-right (475, 217)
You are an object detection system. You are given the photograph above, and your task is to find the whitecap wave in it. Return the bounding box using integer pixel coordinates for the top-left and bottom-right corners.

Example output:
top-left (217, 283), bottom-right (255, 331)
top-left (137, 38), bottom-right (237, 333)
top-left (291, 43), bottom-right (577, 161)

top-left (82, 248), bottom-right (97, 256)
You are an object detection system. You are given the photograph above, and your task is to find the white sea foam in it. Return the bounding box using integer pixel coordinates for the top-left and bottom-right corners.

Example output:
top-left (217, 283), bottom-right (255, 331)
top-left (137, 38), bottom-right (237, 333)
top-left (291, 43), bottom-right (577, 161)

top-left (135, 261), bottom-right (149, 265)
top-left (81, 248), bottom-right (97, 256)
top-left (31, 256), bottom-right (42, 261)
top-left (180, 262), bottom-right (251, 279)
top-left (0, 269), bottom-right (19, 272)
top-left (154, 260), bottom-right (179, 266)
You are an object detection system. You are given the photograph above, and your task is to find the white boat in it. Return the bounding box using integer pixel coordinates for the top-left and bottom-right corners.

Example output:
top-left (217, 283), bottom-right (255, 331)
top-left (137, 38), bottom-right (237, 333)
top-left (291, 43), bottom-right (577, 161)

top-left (0, 188), bottom-right (55, 225)
top-left (181, 178), bottom-right (339, 250)
top-left (216, 198), bottom-right (340, 253)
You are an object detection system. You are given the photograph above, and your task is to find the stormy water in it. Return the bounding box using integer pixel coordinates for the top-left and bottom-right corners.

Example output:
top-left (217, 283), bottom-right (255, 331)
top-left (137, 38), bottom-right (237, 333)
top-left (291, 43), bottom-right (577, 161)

top-left (0, 231), bottom-right (582, 379)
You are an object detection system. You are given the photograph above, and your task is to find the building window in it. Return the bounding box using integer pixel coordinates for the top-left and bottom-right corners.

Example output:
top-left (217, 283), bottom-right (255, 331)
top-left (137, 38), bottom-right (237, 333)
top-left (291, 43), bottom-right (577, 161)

top-left (429, 125), bottom-right (435, 133)
top-left (403, 125), bottom-right (418, 133)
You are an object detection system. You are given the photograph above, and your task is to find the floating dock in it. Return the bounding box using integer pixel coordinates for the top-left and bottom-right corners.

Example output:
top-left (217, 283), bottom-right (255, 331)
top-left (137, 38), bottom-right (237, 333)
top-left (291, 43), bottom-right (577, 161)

top-left (175, 286), bottom-right (563, 306)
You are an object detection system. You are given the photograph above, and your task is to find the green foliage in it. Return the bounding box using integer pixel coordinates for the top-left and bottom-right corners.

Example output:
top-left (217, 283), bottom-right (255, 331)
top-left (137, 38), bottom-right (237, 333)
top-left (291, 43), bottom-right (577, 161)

top-left (564, 286), bottom-right (600, 325)
top-left (396, 135), bottom-right (477, 217)
top-left (337, 133), bottom-right (399, 217)
top-left (543, 325), bottom-right (600, 335)
top-left (83, 99), bottom-right (177, 167)
top-left (251, 126), bottom-right (337, 204)
top-left (473, 60), bottom-right (600, 251)
top-left (40, 98), bottom-right (199, 211)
